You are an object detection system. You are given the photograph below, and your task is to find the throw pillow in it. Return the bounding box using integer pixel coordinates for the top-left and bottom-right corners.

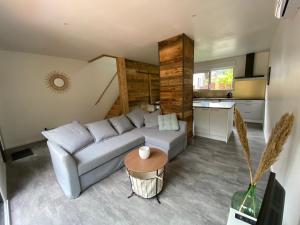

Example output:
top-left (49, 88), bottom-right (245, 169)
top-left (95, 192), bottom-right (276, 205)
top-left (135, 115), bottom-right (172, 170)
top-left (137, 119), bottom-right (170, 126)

top-left (109, 115), bottom-right (134, 134)
top-left (86, 120), bottom-right (118, 142)
top-left (127, 108), bottom-right (148, 128)
top-left (144, 110), bottom-right (160, 128)
top-left (41, 121), bottom-right (93, 154)
top-left (158, 113), bottom-right (179, 131)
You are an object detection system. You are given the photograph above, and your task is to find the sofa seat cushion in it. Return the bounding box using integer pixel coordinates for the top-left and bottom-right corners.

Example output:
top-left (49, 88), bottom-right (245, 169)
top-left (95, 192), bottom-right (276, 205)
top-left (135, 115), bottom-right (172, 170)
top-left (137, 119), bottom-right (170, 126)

top-left (130, 127), bottom-right (185, 152)
top-left (74, 132), bottom-right (145, 176)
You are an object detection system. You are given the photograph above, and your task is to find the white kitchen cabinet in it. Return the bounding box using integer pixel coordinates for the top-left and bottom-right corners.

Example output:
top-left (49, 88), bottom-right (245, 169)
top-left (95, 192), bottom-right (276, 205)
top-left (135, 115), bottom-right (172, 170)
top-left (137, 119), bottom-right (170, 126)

top-left (193, 103), bottom-right (234, 142)
top-left (210, 108), bottom-right (233, 141)
top-left (234, 100), bottom-right (264, 123)
top-left (194, 108), bottom-right (210, 137)
top-left (254, 51), bottom-right (269, 77)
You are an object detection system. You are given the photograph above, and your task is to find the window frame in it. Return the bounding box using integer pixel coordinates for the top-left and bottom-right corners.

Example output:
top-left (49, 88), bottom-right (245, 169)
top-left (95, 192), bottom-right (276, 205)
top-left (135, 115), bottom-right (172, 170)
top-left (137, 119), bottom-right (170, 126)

top-left (193, 70), bottom-right (210, 91)
top-left (193, 66), bottom-right (235, 91)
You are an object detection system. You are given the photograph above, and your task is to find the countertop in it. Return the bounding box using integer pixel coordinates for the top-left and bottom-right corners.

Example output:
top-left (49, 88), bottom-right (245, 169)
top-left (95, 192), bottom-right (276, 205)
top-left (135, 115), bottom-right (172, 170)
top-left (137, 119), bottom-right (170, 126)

top-left (193, 101), bottom-right (235, 109)
top-left (193, 98), bottom-right (265, 101)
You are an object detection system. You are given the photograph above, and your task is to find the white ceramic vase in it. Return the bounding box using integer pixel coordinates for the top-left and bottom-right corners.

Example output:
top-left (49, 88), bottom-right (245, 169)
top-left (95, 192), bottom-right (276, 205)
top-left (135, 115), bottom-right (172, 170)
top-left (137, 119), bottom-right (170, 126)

top-left (139, 146), bottom-right (150, 159)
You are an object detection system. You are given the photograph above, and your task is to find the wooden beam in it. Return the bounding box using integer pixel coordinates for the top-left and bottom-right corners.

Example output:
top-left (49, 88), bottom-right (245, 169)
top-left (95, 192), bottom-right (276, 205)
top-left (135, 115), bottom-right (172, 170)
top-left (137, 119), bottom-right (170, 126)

top-left (88, 54), bottom-right (117, 63)
top-left (117, 57), bottom-right (129, 114)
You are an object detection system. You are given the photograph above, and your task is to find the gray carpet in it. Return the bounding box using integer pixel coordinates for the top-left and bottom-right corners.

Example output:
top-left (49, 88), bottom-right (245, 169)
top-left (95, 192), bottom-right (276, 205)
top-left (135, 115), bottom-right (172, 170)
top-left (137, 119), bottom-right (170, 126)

top-left (7, 124), bottom-right (268, 225)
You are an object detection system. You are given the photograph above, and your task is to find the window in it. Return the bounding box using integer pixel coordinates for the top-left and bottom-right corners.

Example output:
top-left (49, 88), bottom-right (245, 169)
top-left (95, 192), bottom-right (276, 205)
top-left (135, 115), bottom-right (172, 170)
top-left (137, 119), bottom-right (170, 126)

top-left (193, 67), bottom-right (234, 90)
top-left (193, 72), bottom-right (209, 90)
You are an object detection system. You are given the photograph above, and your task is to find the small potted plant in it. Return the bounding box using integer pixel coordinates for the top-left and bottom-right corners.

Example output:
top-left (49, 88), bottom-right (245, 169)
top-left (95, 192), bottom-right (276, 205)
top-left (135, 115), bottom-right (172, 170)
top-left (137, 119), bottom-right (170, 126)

top-left (231, 109), bottom-right (294, 218)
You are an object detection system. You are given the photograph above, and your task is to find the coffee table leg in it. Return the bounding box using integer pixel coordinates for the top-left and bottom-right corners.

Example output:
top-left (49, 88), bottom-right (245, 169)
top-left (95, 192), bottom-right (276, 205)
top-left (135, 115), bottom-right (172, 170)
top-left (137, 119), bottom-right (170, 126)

top-left (127, 169), bottom-right (135, 199)
top-left (155, 170), bottom-right (161, 204)
top-left (128, 192), bottom-right (135, 199)
top-left (156, 195), bottom-right (161, 204)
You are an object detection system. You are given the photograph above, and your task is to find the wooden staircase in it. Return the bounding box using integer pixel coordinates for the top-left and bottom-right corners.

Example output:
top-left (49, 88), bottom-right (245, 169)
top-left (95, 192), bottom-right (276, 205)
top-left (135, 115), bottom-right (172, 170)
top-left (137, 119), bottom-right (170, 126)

top-left (105, 96), bottom-right (122, 119)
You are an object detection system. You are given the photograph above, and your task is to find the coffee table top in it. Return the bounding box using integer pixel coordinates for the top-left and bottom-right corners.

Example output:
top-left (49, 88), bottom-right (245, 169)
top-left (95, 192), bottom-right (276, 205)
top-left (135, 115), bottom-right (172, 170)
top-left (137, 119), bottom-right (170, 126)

top-left (124, 148), bottom-right (167, 173)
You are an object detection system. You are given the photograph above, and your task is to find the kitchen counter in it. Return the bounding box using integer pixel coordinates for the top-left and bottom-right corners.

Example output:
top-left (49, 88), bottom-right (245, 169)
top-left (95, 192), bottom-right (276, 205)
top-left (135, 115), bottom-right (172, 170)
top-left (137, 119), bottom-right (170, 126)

top-left (193, 101), bottom-right (234, 143)
top-left (193, 101), bottom-right (235, 109)
top-left (193, 97), bottom-right (264, 101)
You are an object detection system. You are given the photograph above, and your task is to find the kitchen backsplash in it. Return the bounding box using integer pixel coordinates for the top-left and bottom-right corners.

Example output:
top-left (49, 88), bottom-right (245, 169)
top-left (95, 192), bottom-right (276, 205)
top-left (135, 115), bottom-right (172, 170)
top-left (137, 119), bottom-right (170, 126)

top-left (193, 80), bottom-right (266, 99)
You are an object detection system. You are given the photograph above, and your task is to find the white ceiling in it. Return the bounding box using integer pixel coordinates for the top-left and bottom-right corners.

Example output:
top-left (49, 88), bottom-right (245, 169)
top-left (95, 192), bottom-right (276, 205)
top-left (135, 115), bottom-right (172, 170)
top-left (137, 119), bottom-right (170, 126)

top-left (0, 0), bottom-right (278, 64)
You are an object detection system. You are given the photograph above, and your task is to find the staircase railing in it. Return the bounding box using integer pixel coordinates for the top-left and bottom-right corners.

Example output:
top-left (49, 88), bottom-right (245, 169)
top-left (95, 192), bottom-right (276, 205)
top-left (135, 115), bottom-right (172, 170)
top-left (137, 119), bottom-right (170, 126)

top-left (94, 72), bottom-right (118, 105)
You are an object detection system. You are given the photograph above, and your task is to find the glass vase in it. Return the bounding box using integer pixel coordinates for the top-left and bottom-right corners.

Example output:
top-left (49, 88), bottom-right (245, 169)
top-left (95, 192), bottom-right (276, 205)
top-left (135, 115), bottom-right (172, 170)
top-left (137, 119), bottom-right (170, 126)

top-left (231, 184), bottom-right (262, 218)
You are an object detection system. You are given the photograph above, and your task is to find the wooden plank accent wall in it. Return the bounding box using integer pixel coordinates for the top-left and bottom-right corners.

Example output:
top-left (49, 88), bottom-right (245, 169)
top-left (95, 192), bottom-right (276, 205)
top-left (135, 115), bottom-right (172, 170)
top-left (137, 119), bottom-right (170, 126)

top-left (117, 57), bottom-right (129, 114)
top-left (159, 34), bottom-right (194, 139)
top-left (125, 59), bottom-right (159, 109)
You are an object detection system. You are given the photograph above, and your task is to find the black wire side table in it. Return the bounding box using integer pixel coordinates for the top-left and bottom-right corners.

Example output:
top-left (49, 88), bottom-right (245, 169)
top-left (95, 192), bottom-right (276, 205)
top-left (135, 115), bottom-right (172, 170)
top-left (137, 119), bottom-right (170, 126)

top-left (124, 148), bottom-right (168, 204)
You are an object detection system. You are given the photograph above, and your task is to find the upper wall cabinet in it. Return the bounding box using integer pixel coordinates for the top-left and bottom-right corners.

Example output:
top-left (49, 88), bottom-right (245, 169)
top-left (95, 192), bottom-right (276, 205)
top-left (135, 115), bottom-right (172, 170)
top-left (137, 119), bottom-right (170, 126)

top-left (254, 51), bottom-right (270, 77)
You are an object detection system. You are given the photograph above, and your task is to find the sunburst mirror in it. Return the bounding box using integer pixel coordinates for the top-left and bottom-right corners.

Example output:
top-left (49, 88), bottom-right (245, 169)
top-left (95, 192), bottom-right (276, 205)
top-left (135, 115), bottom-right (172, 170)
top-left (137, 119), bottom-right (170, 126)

top-left (46, 71), bottom-right (70, 93)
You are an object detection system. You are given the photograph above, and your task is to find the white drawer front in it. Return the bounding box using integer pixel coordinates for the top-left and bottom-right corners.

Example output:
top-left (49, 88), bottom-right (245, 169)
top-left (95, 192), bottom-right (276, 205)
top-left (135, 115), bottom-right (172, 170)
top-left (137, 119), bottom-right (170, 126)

top-left (235, 100), bottom-right (264, 122)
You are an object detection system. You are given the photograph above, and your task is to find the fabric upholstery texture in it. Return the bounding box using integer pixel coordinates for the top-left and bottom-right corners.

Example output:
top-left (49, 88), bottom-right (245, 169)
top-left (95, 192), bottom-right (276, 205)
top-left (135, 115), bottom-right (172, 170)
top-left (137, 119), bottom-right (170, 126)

top-left (144, 110), bottom-right (160, 128)
top-left (42, 121), bottom-right (93, 154)
top-left (47, 141), bottom-right (81, 198)
top-left (73, 132), bottom-right (144, 176)
top-left (109, 115), bottom-right (134, 134)
top-left (130, 126), bottom-right (185, 151)
top-left (46, 118), bottom-right (187, 199)
top-left (86, 120), bottom-right (118, 142)
top-left (79, 152), bottom-right (125, 191)
top-left (158, 113), bottom-right (179, 131)
top-left (126, 108), bottom-right (148, 128)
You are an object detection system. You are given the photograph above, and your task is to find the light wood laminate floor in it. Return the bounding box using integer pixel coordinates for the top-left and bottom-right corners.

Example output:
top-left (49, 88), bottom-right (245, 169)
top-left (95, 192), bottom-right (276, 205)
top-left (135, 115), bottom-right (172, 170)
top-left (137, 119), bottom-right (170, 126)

top-left (7, 124), bottom-right (268, 225)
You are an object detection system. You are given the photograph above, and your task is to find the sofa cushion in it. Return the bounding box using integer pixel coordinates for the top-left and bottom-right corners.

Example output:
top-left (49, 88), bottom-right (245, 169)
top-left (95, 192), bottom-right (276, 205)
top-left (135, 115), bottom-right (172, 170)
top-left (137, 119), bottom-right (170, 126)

top-left (127, 108), bottom-right (147, 128)
top-left (109, 115), bottom-right (134, 134)
top-left (144, 110), bottom-right (160, 128)
top-left (130, 126), bottom-right (185, 151)
top-left (42, 121), bottom-right (93, 154)
top-left (158, 113), bottom-right (179, 131)
top-left (86, 120), bottom-right (118, 142)
top-left (74, 131), bottom-right (144, 176)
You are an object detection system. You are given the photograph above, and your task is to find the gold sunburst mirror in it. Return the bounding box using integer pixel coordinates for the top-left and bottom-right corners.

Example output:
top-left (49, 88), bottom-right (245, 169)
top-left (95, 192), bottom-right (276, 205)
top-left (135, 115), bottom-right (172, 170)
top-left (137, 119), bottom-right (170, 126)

top-left (46, 71), bottom-right (70, 93)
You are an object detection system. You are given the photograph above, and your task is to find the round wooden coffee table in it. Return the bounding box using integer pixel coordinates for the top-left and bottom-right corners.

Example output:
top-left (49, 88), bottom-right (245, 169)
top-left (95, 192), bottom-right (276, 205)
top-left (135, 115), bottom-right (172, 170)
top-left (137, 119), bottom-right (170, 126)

top-left (124, 148), bottom-right (167, 204)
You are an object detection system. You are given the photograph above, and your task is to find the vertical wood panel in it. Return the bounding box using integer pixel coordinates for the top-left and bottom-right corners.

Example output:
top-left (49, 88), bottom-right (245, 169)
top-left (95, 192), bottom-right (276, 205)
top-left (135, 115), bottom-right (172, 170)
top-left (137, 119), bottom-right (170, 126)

top-left (159, 34), bottom-right (194, 139)
top-left (125, 59), bottom-right (159, 109)
top-left (117, 57), bottom-right (129, 114)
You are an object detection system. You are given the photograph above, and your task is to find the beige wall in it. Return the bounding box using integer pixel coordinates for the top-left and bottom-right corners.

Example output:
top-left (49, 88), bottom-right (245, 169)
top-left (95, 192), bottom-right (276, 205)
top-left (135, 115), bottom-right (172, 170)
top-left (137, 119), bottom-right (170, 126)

top-left (265, 11), bottom-right (300, 225)
top-left (0, 50), bottom-right (118, 149)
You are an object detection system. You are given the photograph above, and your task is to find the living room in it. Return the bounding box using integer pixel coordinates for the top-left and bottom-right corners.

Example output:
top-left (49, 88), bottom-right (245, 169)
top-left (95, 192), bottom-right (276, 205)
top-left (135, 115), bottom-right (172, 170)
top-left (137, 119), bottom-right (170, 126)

top-left (0, 1), bottom-right (300, 225)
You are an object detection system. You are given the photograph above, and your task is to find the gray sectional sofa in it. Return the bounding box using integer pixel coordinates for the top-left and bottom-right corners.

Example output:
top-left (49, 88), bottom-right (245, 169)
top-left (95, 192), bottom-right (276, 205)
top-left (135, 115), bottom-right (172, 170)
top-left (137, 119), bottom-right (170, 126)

top-left (43, 111), bottom-right (187, 199)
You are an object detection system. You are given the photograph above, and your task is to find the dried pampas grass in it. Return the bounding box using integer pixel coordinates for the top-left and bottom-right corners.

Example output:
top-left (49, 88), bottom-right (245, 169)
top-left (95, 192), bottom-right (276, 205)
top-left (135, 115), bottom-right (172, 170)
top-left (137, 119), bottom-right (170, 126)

top-left (253, 113), bottom-right (294, 184)
top-left (234, 109), bottom-right (253, 184)
top-left (234, 109), bottom-right (294, 185)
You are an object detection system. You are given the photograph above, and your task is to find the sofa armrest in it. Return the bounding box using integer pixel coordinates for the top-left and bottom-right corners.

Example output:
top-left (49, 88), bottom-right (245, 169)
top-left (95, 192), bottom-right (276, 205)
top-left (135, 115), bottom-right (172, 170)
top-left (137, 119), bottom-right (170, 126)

top-left (178, 120), bottom-right (188, 148)
top-left (47, 141), bottom-right (81, 198)
top-left (178, 120), bottom-right (187, 133)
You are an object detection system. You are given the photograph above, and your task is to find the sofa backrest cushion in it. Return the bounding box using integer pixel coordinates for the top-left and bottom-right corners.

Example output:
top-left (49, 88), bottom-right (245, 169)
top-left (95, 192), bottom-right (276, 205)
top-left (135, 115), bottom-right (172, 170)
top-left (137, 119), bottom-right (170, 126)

top-left (41, 121), bottom-right (94, 154)
top-left (144, 110), bottom-right (160, 128)
top-left (127, 108), bottom-right (148, 128)
top-left (109, 115), bottom-right (134, 134)
top-left (158, 113), bottom-right (179, 131)
top-left (86, 120), bottom-right (118, 142)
